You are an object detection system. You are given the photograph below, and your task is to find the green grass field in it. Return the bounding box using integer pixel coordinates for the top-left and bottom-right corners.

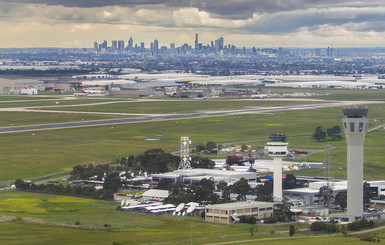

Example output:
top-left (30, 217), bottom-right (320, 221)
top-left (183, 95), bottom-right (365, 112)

top-left (262, 87), bottom-right (385, 101)
top-left (0, 191), bottom-right (311, 245)
top-left (0, 102), bottom-right (384, 181)
top-left (0, 98), bottom-right (130, 108)
top-left (0, 111), bottom-right (128, 127)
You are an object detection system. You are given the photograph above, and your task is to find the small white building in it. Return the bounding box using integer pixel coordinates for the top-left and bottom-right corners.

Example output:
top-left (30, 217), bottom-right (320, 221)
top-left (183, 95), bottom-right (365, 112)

top-left (20, 88), bottom-right (38, 95)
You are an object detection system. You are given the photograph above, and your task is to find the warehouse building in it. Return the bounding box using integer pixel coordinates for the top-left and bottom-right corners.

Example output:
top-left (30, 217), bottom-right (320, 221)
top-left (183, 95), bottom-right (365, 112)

top-left (205, 201), bottom-right (274, 224)
top-left (151, 168), bottom-right (257, 186)
top-left (0, 78), bottom-right (15, 94)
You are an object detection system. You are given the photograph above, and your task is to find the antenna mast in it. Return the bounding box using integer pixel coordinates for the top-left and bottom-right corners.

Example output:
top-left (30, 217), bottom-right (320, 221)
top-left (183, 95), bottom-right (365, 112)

top-left (178, 136), bottom-right (192, 170)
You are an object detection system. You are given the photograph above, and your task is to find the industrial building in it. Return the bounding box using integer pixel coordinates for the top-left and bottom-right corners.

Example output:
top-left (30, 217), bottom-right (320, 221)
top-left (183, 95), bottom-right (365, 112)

top-left (205, 201), bottom-right (274, 224)
top-left (142, 189), bottom-right (169, 202)
top-left (0, 78), bottom-right (15, 94)
top-left (151, 168), bottom-right (257, 186)
top-left (283, 181), bottom-right (347, 206)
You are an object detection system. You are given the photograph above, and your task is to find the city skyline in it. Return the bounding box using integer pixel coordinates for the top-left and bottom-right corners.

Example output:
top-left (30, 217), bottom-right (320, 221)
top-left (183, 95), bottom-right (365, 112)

top-left (0, 1), bottom-right (385, 48)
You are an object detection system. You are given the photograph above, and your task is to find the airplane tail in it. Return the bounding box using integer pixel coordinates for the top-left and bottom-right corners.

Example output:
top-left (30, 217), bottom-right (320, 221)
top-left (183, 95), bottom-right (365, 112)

top-left (80, 86), bottom-right (86, 93)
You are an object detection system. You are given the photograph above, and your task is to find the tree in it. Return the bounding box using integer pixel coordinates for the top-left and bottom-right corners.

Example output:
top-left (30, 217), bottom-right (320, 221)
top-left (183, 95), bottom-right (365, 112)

top-left (249, 226), bottom-right (255, 237)
top-left (103, 172), bottom-right (121, 192)
top-left (283, 174), bottom-right (303, 189)
top-left (289, 225), bottom-right (295, 238)
top-left (274, 199), bottom-right (293, 221)
top-left (157, 178), bottom-right (174, 190)
top-left (206, 141), bottom-right (217, 154)
top-left (327, 125), bottom-right (342, 141)
top-left (334, 192), bottom-right (347, 211)
top-left (217, 182), bottom-right (228, 192)
top-left (318, 186), bottom-right (333, 205)
top-left (166, 181), bottom-right (191, 204)
top-left (190, 157), bottom-right (215, 169)
top-left (363, 182), bottom-right (374, 208)
top-left (231, 178), bottom-right (251, 201)
top-left (191, 178), bottom-right (219, 204)
top-left (221, 186), bottom-right (232, 203)
top-left (313, 126), bottom-right (326, 141)
top-left (254, 180), bottom-right (273, 202)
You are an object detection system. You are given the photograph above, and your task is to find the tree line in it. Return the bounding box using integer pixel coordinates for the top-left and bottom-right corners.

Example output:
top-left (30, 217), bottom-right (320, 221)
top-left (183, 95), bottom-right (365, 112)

top-left (312, 125), bottom-right (342, 141)
top-left (14, 179), bottom-right (114, 200)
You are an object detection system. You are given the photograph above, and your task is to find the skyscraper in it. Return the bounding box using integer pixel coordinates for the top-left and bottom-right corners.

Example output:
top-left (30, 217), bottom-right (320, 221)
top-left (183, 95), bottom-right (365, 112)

top-left (154, 39), bottom-right (159, 54)
top-left (140, 42), bottom-right (145, 52)
top-left (112, 40), bottom-right (117, 50)
top-left (195, 33), bottom-right (199, 50)
top-left (128, 36), bottom-right (133, 50)
top-left (118, 40), bottom-right (125, 51)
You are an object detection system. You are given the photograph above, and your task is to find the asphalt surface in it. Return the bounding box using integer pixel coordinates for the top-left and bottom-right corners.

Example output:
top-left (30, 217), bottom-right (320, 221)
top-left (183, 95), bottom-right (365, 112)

top-left (0, 101), bottom-right (377, 134)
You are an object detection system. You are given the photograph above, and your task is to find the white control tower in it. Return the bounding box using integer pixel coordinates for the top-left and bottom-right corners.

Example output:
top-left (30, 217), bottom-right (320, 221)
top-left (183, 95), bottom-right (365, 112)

top-left (342, 106), bottom-right (369, 222)
top-left (267, 134), bottom-right (288, 199)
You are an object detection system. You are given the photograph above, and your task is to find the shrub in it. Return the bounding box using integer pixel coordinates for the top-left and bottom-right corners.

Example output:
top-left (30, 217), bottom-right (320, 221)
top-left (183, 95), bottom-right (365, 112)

top-left (263, 217), bottom-right (277, 224)
top-left (347, 218), bottom-right (371, 231)
top-left (239, 216), bottom-right (257, 224)
top-left (310, 222), bottom-right (338, 233)
top-left (360, 234), bottom-right (380, 242)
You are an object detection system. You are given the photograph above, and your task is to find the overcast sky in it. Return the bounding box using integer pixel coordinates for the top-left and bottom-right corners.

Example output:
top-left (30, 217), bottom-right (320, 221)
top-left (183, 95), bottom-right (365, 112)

top-left (0, 0), bottom-right (384, 48)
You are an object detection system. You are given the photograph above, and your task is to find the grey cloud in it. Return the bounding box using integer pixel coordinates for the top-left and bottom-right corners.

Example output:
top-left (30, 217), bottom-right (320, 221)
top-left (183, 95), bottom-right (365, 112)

top-left (244, 7), bottom-right (385, 34)
top-left (2, 0), bottom-right (384, 19)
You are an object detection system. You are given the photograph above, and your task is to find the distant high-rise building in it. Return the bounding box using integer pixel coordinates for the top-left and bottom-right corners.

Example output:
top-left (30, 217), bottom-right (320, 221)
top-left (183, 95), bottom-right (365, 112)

top-left (154, 39), bottom-right (159, 54)
top-left (140, 42), bottom-right (145, 52)
top-left (215, 37), bottom-right (224, 52)
top-left (195, 33), bottom-right (199, 50)
top-left (128, 36), bottom-right (133, 50)
top-left (93, 42), bottom-right (98, 52)
top-left (101, 40), bottom-right (107, 50)
top-left (112, 40), bottom-right (117, 50)
top-left (219, 37), bottom-right (224, 51)
top-left (170, 43), bottom-right (175, 50)
top-left (215, 39), bottom-right (220, 52)
top-left (118, 40), bottom-right (125, 51)
top-left (150, 42), bottom-right (154, 53)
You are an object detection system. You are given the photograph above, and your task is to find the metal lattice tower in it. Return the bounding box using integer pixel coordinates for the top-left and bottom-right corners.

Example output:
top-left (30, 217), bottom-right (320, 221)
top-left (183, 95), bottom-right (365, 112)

top-left (177, 136), bottom-right (192, 170)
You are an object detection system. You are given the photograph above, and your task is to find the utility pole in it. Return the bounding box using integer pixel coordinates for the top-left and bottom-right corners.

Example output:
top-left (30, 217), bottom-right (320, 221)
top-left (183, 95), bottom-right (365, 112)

top-left (326, 146), bottom-right (331, 213)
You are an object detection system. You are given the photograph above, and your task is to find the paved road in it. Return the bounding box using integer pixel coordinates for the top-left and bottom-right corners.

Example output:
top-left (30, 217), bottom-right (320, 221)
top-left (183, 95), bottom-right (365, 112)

top-left (0, 101), bottom-right (379, 134)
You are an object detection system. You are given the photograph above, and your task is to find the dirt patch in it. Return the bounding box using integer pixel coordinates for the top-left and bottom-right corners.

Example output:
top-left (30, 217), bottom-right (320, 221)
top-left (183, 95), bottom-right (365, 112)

top-left (0, 215), bottom-right (17, 222)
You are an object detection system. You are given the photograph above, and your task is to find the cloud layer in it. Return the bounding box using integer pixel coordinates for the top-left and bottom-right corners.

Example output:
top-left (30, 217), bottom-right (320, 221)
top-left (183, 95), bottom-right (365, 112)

top-left (0, 0), bottom-right (384, 47)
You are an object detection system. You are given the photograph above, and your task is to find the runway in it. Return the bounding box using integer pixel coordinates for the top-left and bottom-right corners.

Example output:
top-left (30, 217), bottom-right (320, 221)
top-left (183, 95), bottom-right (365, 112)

top-left (0, 100), bottom-right (378, 133)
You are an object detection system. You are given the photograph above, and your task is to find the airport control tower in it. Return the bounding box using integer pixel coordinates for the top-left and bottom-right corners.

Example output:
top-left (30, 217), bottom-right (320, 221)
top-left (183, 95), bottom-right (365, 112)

top-left (267, 134), bottom-right (288, 199)
top-left (342, 106), bottom-right (369, 221)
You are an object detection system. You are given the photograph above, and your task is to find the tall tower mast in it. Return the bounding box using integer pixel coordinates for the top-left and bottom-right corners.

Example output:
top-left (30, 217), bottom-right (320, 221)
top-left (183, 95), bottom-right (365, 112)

top-left (267, 134), bottom-right (288, 199)
top-left (177, 136), bottom-right (192, 170)
top-left (342, 106), bottom-right (369, 221)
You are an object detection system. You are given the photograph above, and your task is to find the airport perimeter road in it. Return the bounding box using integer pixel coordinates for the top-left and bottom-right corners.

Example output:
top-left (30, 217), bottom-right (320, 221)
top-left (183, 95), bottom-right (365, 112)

top-left (0, 101), bottom-right (379, 134)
